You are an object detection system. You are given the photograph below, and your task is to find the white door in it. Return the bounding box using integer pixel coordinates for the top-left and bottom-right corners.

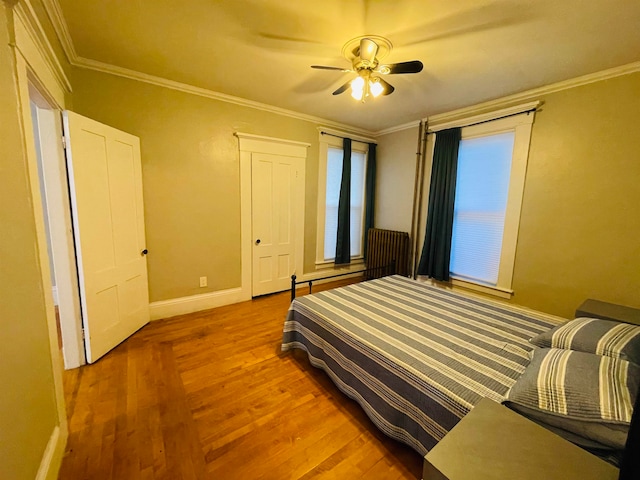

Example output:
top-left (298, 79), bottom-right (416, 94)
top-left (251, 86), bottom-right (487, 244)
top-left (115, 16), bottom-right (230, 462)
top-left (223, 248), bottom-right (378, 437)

top-left (252, 153), bottom-right (297, 296)
top-left (63, 111), bottom-right (149, 363)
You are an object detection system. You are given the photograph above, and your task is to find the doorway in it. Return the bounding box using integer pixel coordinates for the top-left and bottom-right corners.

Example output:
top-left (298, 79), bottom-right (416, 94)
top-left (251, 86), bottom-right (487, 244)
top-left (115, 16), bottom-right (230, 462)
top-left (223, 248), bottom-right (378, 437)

top-left (237, 133), bottom-right (308, 298)
top-left (29, 85), bottom-right (85, 369)
top-left (29, 88), bottom-right (150, 367)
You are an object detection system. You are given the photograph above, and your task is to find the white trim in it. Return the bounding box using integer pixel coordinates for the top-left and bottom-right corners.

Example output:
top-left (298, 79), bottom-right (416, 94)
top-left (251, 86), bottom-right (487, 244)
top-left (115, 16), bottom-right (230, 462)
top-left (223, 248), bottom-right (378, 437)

top-left (418, 276), bottom-right (513, 300)
top-left (427, 101), bottom-right (540, 132)
top-left (35, 425), bottom-right (66, 480)
top-left (13, 48), bottom-right (69, 471)
top-left (375, 120), bottom-right (421, 137)
top-left (34, 106), bottom-right (84, 369)
top-left (451, 277), bottom-right (513, 300)
top-left (14, 1), bottom-right (71, 93)
top-left (38, 0), bottom-right (380, 136)
top-left (51, 286), bottom-right (58, 305)
top-left (13, 5), bottom-right (67, 108)
top-left (41, 0), bottom-right (640, 137)
top-left (237, 134), bottom-right (307, 298)
top-left (381, 60), bottom-right (640, 136)
top-left (315, 134), bottom-right (369, 264)
top-left (73, 55), bottom-right (378, 137)
top-left (442, 110), bottom-right (535, 293)
top-left (315, 257), bottom-right (365, 269)
top-left (235, 132), bottom-right (310, 149)
top-left (239, 149), bottom-right (253, 301)
top-left (317, 126), bottom-right (377, 144)
top-left (149, 287), bottom-right (245, 321)
top-left (40, 0), bottom-right (77, 62)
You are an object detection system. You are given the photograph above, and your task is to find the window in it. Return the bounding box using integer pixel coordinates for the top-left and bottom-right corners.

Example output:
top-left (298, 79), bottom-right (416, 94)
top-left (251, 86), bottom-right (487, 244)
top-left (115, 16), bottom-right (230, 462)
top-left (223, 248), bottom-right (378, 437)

top-left (316, 130), bottom-right (370, 266)
top-left (430, 107), bottom-right (536, 295)
top-left (324, 147), bottom-right (366, 259)
top-left (450, 132), bottom-right (515, 285)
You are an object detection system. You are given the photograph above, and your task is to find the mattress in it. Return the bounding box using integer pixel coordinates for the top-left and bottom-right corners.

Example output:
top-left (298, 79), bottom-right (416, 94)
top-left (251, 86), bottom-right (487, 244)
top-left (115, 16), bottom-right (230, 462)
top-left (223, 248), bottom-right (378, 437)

top-left (281, 275), bottom-right (564, 455)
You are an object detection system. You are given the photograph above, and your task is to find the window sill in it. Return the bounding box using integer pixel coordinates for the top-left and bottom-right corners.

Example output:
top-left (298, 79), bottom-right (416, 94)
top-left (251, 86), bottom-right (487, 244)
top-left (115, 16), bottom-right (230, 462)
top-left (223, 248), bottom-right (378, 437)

top-left (315, 257), bottom-right (365, 269)
top-left (419, 276), bottom-right (514, 300)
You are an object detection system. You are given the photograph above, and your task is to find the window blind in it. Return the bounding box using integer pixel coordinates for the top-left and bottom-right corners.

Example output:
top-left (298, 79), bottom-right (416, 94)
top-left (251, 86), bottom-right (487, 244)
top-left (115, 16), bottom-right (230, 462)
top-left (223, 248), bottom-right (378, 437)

top-left (450, 132), bottom-right (515, 285)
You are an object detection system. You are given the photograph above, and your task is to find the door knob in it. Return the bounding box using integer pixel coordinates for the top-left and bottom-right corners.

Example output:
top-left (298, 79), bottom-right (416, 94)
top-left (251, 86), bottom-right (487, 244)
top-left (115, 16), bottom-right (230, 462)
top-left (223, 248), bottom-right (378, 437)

top-left (255, 239), bottom-right (261, 245)
top-left (141, 249), bottom-right (148, 255)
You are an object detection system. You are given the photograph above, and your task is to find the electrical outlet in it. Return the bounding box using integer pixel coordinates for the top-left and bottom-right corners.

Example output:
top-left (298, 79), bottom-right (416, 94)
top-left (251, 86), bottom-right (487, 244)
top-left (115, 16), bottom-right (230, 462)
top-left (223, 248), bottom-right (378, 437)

top-left (199, 276), bottom-right (207, 288)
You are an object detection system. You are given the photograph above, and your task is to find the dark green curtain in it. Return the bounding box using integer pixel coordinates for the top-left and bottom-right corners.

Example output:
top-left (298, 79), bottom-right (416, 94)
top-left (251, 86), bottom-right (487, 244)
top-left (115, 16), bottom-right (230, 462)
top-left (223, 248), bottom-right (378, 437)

top-left (335, 138), bottom-right (352, 264)
top-left (417, 127), bottom-right (461, 281)
top-left (363, 142), bottom-right (376, 259)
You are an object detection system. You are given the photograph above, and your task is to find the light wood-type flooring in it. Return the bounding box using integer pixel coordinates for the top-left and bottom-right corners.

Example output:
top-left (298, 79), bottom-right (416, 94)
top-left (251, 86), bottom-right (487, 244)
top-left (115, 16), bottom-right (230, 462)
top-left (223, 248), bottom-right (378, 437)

top-left (60, 279), bottom-right (423, 479)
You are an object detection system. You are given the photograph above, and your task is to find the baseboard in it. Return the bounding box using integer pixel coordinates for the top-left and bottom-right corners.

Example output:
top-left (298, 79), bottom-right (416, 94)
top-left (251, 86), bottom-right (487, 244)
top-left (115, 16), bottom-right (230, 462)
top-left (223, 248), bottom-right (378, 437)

top-left (36, 425), bottom-right (66, 480)
top-left (149, 287), bottom-right (249, 320)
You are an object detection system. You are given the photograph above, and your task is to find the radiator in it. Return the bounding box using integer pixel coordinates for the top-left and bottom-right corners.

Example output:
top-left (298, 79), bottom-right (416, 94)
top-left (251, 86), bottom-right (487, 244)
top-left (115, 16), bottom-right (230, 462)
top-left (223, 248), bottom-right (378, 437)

top-left (366, 228), bottom-right (410, 279)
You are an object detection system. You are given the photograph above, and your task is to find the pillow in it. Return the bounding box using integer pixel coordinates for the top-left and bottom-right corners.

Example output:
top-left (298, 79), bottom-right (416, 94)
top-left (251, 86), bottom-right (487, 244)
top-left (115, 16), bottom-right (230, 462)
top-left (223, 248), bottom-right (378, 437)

top-left (529, 317), bottom-right (640, 365)
top-left (503, 348), bottom-right (639, 450)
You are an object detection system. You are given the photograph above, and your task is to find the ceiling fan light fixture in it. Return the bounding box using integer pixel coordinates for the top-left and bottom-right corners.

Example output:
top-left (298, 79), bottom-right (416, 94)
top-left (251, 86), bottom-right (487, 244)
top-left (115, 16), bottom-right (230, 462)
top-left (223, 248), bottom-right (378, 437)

top-left (314, 35), bottom-right (421, 102)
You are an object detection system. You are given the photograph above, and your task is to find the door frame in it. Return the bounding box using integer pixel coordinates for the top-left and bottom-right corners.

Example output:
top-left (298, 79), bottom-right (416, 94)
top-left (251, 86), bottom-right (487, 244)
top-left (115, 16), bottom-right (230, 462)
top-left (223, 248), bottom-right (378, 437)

top-left (11, 2), bottom-right (73, 473)
top-left (31, 96), bottom-right (85, 369)
top-left (237, 133), bottom-right (308, 298)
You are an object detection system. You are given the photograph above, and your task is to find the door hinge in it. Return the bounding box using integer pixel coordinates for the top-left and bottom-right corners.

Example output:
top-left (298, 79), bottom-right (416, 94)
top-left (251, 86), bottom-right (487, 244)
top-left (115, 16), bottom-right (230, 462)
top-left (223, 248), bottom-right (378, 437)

top-left (61, 135), bottom-right (67, 150)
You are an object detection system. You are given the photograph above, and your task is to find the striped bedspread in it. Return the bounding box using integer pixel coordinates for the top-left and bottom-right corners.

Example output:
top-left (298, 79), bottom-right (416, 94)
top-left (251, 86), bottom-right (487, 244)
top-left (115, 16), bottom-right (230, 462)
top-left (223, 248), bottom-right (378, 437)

top-left (281, 275), bottom-right (564, 455)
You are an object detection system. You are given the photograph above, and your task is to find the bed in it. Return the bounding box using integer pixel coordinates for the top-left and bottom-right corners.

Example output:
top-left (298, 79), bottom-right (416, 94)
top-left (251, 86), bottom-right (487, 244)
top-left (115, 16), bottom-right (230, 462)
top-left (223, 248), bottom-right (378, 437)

top-left (281, 274), bottom-right (565, 455)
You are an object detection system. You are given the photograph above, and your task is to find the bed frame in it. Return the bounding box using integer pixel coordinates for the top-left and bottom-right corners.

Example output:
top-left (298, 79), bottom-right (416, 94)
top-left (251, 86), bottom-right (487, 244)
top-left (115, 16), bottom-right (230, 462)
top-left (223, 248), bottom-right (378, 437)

top-left (289, 260), bottom-right (396, 302)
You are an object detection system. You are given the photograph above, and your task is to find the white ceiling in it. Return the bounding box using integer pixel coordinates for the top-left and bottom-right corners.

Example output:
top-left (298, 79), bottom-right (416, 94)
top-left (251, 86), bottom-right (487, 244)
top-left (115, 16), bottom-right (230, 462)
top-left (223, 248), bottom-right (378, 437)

top-left (56, 0), bottom-right (640, 132)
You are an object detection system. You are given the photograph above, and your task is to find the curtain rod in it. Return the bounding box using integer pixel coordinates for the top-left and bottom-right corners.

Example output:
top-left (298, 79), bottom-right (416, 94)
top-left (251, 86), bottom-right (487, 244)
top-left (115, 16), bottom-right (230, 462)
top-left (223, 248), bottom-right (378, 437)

top-left (320, 131), bottom-right (377, 145)
top-left (426, 107), bottom-right (538, 134)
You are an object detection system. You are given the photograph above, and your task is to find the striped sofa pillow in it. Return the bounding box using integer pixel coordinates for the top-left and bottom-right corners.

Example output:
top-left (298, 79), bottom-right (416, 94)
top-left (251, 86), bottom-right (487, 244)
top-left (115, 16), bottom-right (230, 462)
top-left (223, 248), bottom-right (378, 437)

top-left (530, 318), bottom-right (640, 365)
top-left (503, 348), bottom-right (639, 450)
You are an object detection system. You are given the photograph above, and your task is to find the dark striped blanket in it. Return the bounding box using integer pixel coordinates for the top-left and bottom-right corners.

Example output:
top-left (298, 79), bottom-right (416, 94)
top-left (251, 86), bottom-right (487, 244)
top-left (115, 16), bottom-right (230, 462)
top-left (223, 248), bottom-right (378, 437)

top-left (281, 275), bottom-right (564, 455)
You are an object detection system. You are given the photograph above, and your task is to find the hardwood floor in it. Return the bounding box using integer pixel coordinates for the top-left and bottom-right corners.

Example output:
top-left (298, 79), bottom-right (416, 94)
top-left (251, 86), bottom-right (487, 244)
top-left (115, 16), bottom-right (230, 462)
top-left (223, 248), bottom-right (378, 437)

top-left (59, 280), bottom-right (423, 479)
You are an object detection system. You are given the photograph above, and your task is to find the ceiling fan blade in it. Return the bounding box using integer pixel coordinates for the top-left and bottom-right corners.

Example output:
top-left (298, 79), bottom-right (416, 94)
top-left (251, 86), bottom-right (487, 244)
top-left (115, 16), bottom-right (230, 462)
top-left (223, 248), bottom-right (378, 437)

top-left (377, 77), bottom-right (395, 95)
top-left (359, 37), bottom-right (379, 64)
top-left (311, 65), bottom-right (350, 72)
top-left (377, 60), bottom-right (424, 75)
top-left (332, 80), bottom-right (352, 95)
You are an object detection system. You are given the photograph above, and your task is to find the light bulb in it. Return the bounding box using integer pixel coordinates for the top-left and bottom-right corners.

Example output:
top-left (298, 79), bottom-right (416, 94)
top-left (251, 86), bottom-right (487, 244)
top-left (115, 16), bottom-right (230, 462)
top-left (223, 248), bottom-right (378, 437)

top-left (370, 78), bottom-right (384, 97)
top-left (351, 76), bottom-right (365, 101)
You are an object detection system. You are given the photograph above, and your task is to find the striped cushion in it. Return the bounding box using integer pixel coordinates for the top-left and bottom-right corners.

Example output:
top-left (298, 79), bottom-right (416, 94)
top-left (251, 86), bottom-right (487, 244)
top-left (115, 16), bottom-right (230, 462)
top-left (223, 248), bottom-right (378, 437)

top-left (530, 317), bottom-right (640, 365)
top-left (504, 348), bottom-right (639, 450)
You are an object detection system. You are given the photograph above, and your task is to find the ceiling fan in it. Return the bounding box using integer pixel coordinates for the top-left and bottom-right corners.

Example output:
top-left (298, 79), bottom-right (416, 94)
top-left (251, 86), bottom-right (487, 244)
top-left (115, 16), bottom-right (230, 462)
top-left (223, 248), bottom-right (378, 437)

top-left (311, 36), bottom-right (423, 102)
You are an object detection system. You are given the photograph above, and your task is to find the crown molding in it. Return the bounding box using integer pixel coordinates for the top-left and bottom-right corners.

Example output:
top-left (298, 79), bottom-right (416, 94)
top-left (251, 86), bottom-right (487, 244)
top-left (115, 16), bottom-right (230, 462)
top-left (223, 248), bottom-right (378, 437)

top-left (39, 1), bottom-right (377, 136)
top-left (73, 56), bottom-right (375, 136)
top-left (379, 60), bottom-right (640, 135)
top-left (14, 0), bottom-right (72, 92)
top-left (421, 61), bottom-right (640, 128)
top-left (40, 0), bottom-right (76, 62)
top-left (375, 120), bottom-right (421, 137)
top-left (427, 101), bottom-right (540, 132)
top-left (37, 0), bottom-right (640, 137)
top-left (317, 126), bottom-right (377, 144)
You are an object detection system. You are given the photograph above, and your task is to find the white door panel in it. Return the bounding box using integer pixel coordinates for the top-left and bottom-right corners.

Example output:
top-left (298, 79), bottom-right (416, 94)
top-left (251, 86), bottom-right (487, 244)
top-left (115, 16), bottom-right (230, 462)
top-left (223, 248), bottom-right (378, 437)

top-left (252, 153), bottom-right (297, 296)
top-left (63, 111), bottom-right (149, 363)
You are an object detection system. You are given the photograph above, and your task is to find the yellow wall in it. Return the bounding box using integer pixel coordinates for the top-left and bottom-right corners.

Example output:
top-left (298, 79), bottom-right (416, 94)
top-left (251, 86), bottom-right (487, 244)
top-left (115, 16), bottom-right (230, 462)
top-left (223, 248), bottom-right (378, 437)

top-left (70, 68), bottom-right (342, 301)
top-left (513, 73), bottom-right (640, 316)
top-left (375, 125), bottom-right (420, 233)
top-left (378, 72), bottom-right (640, 318)
top-left (0, 3), bottom-right (60, 478)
